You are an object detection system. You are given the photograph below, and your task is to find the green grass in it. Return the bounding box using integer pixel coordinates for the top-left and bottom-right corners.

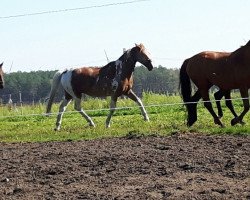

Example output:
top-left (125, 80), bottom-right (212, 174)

top-left (0, 93), bottom-right (249, 142)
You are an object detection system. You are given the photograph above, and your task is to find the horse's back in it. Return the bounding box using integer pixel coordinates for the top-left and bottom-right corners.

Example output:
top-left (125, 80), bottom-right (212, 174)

top-left (186, 51), bottom-right (233, 89)
top-left (186, 50), bottom-right (250, 89)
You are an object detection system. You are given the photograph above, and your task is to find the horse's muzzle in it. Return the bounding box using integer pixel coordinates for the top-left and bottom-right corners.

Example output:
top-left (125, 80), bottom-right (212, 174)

top-left (0, 82), bottom-right (4, 89)
top-left (145, 61), bottom-right (153, 71)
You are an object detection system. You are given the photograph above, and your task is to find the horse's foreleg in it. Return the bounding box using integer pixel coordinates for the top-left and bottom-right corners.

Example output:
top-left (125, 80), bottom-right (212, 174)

top-left (224, 91), bottom-right (238, 117)
top-left (201, 90), bottom-right (224, 127)
top-left (106, 96), bottom-right (118, 128)
top-left (74, 98), bottom-right (95, 127)
top-left (126, 90), bottom-right (149, 121)
top-left (55, 99), bottom-right (72, 131)
top-left (231, 88), bottom-right (249, 126)
top-left (224, 91), bottom-right (245, 124)
top-left (214, 90), bottom-right (224, 118)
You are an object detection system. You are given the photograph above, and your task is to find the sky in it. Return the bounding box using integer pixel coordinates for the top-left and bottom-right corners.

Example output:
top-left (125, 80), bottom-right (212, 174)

top-left (1, 0), bottom-right (250, 72)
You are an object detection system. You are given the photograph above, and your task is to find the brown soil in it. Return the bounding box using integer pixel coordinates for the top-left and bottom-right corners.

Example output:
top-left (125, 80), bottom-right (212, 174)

top-left (0, 133), bottom-right (249, 200)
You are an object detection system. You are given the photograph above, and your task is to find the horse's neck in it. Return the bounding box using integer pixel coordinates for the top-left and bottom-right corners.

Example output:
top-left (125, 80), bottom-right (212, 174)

top-left (100, 62), bottom-right (115, 76)
top-left (230, 47), bottom-right (248, 65)
top-left (118, 52), bottom-right (136, 77)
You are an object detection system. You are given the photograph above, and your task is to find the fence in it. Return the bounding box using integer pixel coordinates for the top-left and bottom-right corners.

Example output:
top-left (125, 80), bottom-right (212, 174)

top-left (0, 92), bottom-right (246, 119)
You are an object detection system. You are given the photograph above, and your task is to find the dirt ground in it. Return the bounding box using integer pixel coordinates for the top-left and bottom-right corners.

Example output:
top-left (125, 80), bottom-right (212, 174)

top-left (0, 133), bottom-right (249, 200)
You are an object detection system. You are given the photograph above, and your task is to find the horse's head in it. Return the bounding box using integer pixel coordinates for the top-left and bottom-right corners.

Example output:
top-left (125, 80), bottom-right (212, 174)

top-left (0, 62), bottom-right (4, 89)
top-left (132, 43), bottom-right (153, 71)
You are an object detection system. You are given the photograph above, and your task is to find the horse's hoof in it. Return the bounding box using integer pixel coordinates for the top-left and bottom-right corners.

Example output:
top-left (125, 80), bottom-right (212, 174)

top-left (214, 118), bottom-right (224, 127)
top-left (89, 123), bottom-right (96, 127)
top-left (239, 120), bottom-right (245, 125)
top-left (231, 118), bottom-right (238, 126)
top-left (54, 127), bottom-right (60, 131)
top-left (231, 118), bottom-right (239, 126)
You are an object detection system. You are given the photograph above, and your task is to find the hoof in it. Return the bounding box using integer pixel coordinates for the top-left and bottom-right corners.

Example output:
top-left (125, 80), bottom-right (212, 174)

top-left (187, 121), bottom-right (194, 127)
top-left (54, 127), bottom-right (60, 131)
top-left (187, 118), bottom-right (196, 127)
top-left (89, 122), bottom-right (96, 127)
top-left (231, 118), bottom-right (238, 126)
top-left (214, 118), bottom-right (224, 127)
top-left (144, 117), bottom-right (149, 122)
top-left (239, 120), bottom-right (245, 125)
top-left (106, 124), bottom-right (111, 128)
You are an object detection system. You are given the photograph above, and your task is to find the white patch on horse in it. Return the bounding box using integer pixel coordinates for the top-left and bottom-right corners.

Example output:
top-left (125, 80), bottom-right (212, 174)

top-left (112, 60), bottom-right (123, 91)
top-left (61, 70), bottom-right (77, 99)
top-left (115, 60), bottom-right (123, 72)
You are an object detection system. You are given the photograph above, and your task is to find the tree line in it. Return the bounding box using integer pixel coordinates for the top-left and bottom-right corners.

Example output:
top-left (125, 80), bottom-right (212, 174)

top-left (0, 66), bottom-right (180, 104)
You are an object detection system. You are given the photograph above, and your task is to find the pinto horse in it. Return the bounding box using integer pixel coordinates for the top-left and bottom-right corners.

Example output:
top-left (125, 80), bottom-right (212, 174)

top-left (46, 44), bottom-right (153, 130)
top-left (0, 62), bottom-right (4, 89)
top-left (180, 40), bottom-right (250, 127)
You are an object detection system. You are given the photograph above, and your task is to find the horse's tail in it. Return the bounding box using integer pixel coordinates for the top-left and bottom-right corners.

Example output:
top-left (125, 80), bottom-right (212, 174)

top-left (179, 59), bottom-right (192, 103)
top-left (46, 71), bottom-right (63, 114)
top-left (179, 59), bottom-right (198, 126)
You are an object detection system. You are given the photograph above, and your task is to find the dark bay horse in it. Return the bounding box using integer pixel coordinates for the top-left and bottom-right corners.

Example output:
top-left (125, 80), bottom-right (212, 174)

top-left (0, 62), bottom-right (4, 89)
top-left (46, 44), bottom-right (153, 130)
top-left (180, 40), bottom-right (250, 127)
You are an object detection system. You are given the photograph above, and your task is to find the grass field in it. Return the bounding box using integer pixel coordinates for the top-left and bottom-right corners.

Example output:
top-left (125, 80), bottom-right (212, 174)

top-left (0, 93), bottom-right (249, 142)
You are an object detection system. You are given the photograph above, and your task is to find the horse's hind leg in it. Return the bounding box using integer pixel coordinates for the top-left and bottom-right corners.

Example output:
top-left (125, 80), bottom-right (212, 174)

top-left (125, 90), bottom-right (149, 121)
top-left (214, 90), bottom-right (224, 118)
top-left (187, 90), bottom-right (201, 126)
top-left (106, 95), bottom-right (118, 128)
top-left (74, 98), bottom-right (95, 127)
top-left (231, 88), bottom-right (249, 126)
top-left (201, 90), bottom-right (224, 127)
top-left (55, 98), bottom-right (72, 131)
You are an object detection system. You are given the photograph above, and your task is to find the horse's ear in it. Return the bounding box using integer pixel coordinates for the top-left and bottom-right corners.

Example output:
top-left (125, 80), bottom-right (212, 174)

top-left (135, 43), bottom-right (139, 47)
top-left (0, 62), bottom-right (3, 68)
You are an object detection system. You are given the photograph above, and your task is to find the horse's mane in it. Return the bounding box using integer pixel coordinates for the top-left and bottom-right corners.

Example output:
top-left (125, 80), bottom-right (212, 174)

top-left (136, 43), bottom-right (145, 51)
top-left (99, 61), bottom-right (116, 76)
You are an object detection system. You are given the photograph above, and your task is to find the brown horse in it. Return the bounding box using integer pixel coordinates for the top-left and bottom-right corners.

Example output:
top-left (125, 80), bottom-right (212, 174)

top-left (46, 44), bottom-right (153, 130)
top-left (180, 40), bottom-right (250, 127)
top-left (0, 62), bottom-right (4, 89)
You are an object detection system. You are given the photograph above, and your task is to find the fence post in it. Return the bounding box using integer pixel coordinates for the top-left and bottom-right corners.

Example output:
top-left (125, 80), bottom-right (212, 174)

top-left (8, 94), bottom-right (13, 111)
top-left (19, 91), bottom-right (23, 115)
